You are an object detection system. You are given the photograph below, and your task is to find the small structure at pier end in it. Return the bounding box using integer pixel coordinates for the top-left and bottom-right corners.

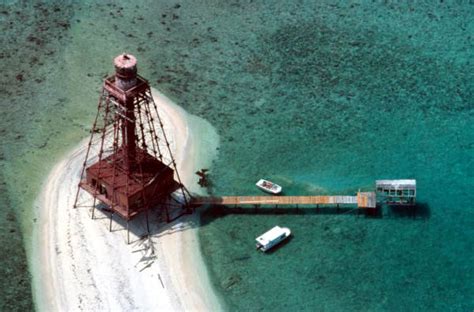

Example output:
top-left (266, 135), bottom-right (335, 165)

top-left (376, 179), bottom-right (416, 206)
top-left (74, 54), bottom-right (190, 238)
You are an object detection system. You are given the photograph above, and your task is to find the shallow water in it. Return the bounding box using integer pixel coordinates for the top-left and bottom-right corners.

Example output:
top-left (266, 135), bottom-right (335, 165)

top-left (197, 2), bottom-right (473, 311)
top-left (0, 1), bottom-right (472, 311)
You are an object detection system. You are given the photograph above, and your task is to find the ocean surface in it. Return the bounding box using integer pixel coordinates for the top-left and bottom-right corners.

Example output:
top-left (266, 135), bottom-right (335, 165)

top-left (1, 1), bottom-right (472, 311)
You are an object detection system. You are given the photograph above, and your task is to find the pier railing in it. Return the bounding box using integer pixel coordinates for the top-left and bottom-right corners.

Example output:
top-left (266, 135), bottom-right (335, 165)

top-left (190, 192), bottom-right (376, 209)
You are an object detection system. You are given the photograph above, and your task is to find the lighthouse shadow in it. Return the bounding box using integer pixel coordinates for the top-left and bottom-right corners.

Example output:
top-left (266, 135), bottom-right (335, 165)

top-left (92, 203), bottom-right (198, 245)
top-left (90, 205), bottom-right (200, 272)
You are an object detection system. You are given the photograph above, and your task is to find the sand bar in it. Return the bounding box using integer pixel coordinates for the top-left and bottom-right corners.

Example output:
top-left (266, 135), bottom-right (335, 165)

top-left (32, 89), bottom-right (222, 311)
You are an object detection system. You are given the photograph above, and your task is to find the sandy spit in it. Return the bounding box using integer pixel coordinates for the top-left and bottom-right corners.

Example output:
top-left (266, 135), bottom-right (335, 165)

top-left (32, 89), bottom-right (222, 311)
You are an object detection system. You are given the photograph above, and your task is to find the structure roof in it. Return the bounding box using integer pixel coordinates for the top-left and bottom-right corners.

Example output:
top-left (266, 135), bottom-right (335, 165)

top-left (376, 179), bottom-right (416, 189)
top-left (87, 147), bottom-right (174, 196)
top-left (114, 53), bottom-right (137, 69)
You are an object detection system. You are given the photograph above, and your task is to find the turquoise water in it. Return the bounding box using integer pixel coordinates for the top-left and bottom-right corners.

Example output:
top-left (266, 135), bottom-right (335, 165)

top-left (1, 1), bottom-right (472, 311)
top-left (198, 2), bottom-right (473, 311)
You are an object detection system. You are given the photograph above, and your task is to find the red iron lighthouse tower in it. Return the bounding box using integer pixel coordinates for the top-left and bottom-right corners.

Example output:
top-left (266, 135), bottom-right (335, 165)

top-left (74, 54), bottom-right (190, 238)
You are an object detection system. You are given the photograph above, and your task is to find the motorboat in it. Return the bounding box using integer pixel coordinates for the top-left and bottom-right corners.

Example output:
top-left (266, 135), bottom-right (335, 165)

top-left (256, 179), bottom-right (282, 195)
top-left (256, 226), bottom-right (291, 252)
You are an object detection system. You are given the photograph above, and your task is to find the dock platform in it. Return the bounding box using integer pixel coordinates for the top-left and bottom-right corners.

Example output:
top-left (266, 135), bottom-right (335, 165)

top-left (190, 192), bottom-right (376, 209)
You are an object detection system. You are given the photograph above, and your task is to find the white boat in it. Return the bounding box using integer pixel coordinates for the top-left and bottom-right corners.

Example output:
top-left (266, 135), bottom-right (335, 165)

top-left (256, 226), bottom-right (291, 252)
top-left (256, 179), bottom-right (282, 194)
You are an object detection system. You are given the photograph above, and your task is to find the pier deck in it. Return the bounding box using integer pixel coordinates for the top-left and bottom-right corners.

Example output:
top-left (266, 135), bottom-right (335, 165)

top-left (191, 192), bottom-right (376, 209)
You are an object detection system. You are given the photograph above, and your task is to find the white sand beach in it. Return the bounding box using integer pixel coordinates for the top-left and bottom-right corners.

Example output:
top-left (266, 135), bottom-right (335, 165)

top-left (32, 89), bottom-right (222, 311)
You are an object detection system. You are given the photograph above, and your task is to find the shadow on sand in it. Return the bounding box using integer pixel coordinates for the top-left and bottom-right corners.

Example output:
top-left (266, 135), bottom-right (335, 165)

top-left (87, 202), bottom-right (197, 244)
top-left (82, 203), bottom-right (198, 271)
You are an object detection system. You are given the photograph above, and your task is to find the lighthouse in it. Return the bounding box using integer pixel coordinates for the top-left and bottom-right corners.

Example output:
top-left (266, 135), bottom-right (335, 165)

top-left (74, 54), bottom-right (190, 241)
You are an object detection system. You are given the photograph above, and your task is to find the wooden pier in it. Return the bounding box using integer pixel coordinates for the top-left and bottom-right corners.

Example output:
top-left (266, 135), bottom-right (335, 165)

top-left (191, 192), bottom-right (376, 209)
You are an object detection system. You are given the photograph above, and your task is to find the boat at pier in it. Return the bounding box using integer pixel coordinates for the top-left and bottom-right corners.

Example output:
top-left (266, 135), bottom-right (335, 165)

top-left (256, 179), bottom-right (282, 194)
top-left (256, 226), bottom-right (291, 252)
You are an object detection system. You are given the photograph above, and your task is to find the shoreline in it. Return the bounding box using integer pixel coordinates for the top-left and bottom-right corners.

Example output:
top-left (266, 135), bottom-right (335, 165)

top-left (32, 89), bottom-right (222, 311)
